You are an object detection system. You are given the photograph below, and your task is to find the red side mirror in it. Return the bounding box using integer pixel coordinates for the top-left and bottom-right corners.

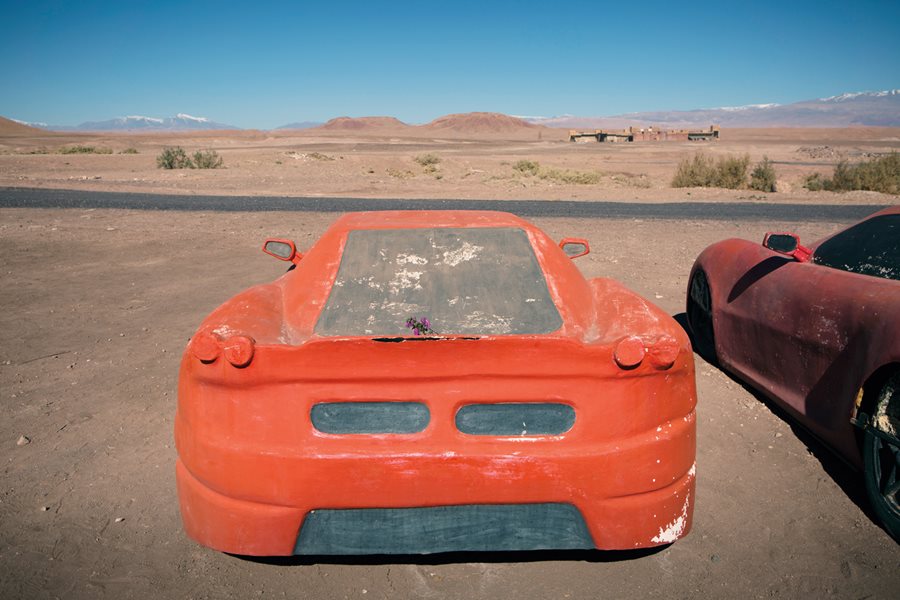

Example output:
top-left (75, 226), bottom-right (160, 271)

top-left (763, 232), bottom-right (811, 263)
top-left (262, 238), bottom-right (302, 264)
top-left (559, 238), bottom-right (590, 259)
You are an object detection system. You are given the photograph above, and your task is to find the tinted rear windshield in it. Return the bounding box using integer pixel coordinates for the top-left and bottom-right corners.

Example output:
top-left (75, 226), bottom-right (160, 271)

top-left (315, 227), bottom-right (563, 336)
top-left (813, 214), bottom-right (900, 281)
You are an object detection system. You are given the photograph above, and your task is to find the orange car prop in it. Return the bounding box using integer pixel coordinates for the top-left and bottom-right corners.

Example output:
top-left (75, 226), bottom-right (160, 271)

top-left (175, 211), bottom-right (697, 555)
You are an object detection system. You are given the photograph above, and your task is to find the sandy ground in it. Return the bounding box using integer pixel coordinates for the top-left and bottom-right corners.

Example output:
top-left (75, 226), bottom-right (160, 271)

top-left (1, 207), bottom-right (898, 599)
top-left (0, 127), bottom-right (898, 204)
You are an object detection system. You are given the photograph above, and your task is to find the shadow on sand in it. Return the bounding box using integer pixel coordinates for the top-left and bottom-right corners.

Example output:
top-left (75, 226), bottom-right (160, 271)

top-left (672, 311), bottom-right (882, 532)
top-left (233, 545), bottom-right (668, 566)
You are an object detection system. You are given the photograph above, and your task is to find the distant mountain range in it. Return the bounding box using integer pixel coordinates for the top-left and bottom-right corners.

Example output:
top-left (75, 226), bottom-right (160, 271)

top-left (275, 121), bottom-right (324, 130)
top-left (14, 113), bottom-right (239, 131)
top-left (7, 90), bottom-right (899, 132)
top-left (521, 90), bottom-right (900, 129)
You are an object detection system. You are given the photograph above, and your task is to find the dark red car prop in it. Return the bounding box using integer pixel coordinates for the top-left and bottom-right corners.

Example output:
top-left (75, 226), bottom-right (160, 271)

top-left (176, 211), bottom-right (697, 556)
top-left (687, 206), bottom-right (900, 538)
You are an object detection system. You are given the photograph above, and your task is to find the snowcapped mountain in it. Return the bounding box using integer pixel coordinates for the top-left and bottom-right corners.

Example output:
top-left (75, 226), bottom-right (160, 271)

top-left (10, 117), bottom-right (49, 128)
top-left (40, 114), bottom-right (240, 131)
top-left (523, 89), bottom-right (900, 129)
top-left (820, 89), bottom-right (900, 102)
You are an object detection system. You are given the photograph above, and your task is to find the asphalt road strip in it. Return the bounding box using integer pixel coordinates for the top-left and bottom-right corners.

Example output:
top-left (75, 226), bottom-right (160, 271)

top-left (0, 186), bottom-right (889, 221)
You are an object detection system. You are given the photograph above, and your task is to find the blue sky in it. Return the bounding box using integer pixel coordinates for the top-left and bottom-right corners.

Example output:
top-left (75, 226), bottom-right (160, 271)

top-left (2, 0), bottom-right (898, 129)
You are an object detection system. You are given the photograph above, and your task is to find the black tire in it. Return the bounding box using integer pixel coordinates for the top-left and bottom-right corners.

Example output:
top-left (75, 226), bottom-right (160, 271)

top-left (863, 372), bottom-right (900, 540)
top-left (687, 270), bottom-right (716, 362)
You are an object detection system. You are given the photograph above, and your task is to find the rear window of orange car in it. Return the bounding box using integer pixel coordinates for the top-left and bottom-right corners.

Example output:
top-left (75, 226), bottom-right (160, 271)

top-left (813, 214), bottom-right (900, 281)
top-left (315, 227), bottom-right (563, 336)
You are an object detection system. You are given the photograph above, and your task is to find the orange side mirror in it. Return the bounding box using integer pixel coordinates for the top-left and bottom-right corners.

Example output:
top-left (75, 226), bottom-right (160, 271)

top-left (262, 239), bottom-right (302, 264)
top-left (559, 238), bottom-right (590, 259)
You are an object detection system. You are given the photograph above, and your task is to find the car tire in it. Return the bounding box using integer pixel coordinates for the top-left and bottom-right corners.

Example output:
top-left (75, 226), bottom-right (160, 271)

top-left (863, 371), bottom-right (900, 540)
top-left (687, 270), bottom-right (716, 362)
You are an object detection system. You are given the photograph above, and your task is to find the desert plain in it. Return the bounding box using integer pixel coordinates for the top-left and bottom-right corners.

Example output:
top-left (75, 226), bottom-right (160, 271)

top-left (1, 115), bottom-right (899, 599)
top-left (1, 115), bottom-right (899, 203)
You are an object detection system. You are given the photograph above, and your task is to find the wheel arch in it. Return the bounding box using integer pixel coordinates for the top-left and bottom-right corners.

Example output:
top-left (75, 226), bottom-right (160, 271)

top-left (855, 362), bottom-right (900, 450)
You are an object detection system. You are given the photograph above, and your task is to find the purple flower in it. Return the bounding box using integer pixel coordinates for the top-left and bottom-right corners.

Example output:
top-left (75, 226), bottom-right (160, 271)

top-left (403, 316), bottom-right (435, 336)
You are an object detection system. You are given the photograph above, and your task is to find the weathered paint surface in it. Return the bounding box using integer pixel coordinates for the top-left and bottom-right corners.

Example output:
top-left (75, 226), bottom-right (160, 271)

top-left (175, 210), bottom-right (697, 556)
top-left (689, 205), bottom-right (900, 468)
top-left (316, 227), bottom-right (561, 336)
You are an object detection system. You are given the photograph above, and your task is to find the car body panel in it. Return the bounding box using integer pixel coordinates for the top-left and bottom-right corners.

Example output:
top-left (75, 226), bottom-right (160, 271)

top-left (176, 211), bottom-right (697, 555)
top-left (690, 206), bottom-right (900, 468)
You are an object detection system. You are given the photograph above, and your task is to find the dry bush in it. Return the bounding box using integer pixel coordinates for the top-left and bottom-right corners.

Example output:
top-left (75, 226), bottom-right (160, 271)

top-left (512, 160), bottom-right (600, 184)
top-left (414, 154), bottom-right (441, 167)
top-left (386, 168), bottom-right (414, 179)
top-left (192, 149), bottom-right (223, 169)
top-left (749, 156), bottom-right (777, 192)
top-left (539, 168), bottom-right (601, 185)
top-left (804, 153), bottom-right (899, 194)
top-left (156, 147), bottom-right (193, 169)
top-left (672, 153), bottom-right (749, 189)
top-left (513, 160), bottom-right (540, 175)
top-left (671, 154), bottom-right (716, 187)
top-left (58, 145), bottom-right (113, 155)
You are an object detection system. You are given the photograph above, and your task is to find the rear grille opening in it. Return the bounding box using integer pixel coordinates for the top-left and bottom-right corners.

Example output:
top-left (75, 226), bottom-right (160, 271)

top-left (311, 402), bottom-right (429, 434)
top-left (455, 403), bottom-right (575, 436)
top-left (293, 503), bottom-right (594, 554)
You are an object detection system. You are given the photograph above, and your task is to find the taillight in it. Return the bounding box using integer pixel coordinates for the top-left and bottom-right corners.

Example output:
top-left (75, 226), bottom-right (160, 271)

top-left (648, 336), bottom-right (679, 369)
top-left (191, 331), bottom-right (255, 367)
top-left (191, 332), bottom-right (222, 363)
top-left (614, 335), bottom-right (679, 370)
top-left (614, 335), bottom-right (645, 369)
top-left (222, 335), bottom-right (255, 368)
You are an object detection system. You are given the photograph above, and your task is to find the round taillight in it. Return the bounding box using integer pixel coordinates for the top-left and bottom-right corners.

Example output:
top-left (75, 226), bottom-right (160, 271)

top-left (614, 335), bottom-right (645, 369)
top-left (648, 336), bottom-right (679, 369)
top-left (191, 332), bottom-right (221, 363)
top-left (222, 335), bottom-right (255, 368)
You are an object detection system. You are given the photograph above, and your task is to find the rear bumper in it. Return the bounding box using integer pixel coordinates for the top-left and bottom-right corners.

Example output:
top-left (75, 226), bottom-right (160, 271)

top-left (176, 413), bottom-right (696, 555)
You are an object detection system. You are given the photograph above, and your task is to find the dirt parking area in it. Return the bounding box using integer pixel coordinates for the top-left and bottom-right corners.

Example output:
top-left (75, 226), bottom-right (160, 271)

top-left (1, 207), bottom-right (898, 599)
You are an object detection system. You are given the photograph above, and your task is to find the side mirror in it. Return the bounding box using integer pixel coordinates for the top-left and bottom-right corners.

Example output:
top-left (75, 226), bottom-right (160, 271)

top-left (560, 238), bottom-right (590, 259)
top-left (262, 238), bottom-right (302, 264)
top-left (763, 232), bottom-right (811, 263)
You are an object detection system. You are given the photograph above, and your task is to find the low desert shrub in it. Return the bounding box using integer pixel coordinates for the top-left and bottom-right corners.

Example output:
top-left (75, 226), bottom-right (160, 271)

top-left (512, 159), bottom-right (600, 184)
top-left (192, 149), bottom-right (223, 169)
top-left (803, 153), bottom-right (899, 194)
top-left (804, 173), bottom-right (830, 191)
top-left (119, 147), bottom-right (139, 154)
top-left (414, 154), bottom-right (441, 167)
top-left (513, 160), bottom-right (540, 176)
top-left (156, 146), bottom-right (192, 169)
top-left (749, 156), bottom-right (777, 192)
top-left (671, 154), bottom-right (715, 187)
top-left (539, 168), bottom-right (601, 185)
top-left (672, 153), bottom-right (749, 189)
top-left (831, 153), bottom-right (899, 194)
top-left (58, 145), bottom-right (113, 155)
top-left (716, 154), bottom-right (750, 189)
top-left (386, 168), bottom-right (414, 179)
top-left (307, 152), bottom-right (334, 161)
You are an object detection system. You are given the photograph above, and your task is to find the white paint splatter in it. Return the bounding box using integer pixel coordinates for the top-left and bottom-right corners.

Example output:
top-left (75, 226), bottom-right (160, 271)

top-left (439, 241), bottom-right (483, 267)
top-left (388, 269), bottom-right (423, 295)
top-left (212, 325), bottom-right (238, 338)
top-left (649, 464), bottom-right (695, 544)
top-left (396, 253), bottom-right (429, 266)
top-left (651, 492), bottom-right (691, 544)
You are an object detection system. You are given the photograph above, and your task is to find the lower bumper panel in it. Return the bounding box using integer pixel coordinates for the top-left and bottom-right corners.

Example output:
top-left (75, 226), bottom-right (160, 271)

top-left (293, 503), bottom-right (594, 555)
